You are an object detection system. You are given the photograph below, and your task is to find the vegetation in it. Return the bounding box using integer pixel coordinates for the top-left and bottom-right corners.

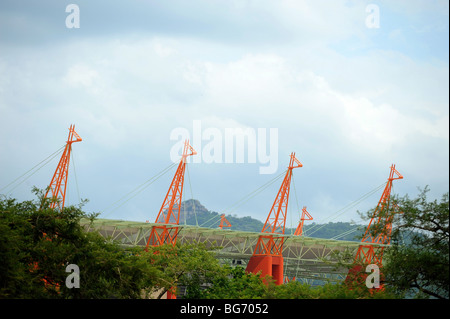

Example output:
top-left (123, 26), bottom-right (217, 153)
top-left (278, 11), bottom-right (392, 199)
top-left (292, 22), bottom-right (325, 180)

top-left (0, 190), bottom-right (387, 299)
top-left (0, 189), bottom-right (158, 298)
top-left (383, 187), bottom-right (449, 299)
top-left (180, 199), bottom-right (363, 241)
top-left (144, 241), bottom-right (223, 299)
top-left (189, 266), bottom-right (397, 299)
top-left (0, 189), bottom-right (229, 299)
top-left (180, 199), bottom-right (266, 232)
top-left (301, 221), bottom-right (363, 241)
top-left (1, 187), bottom-right (447, 299)
top-left (350, 186), bottom-right (449, 299)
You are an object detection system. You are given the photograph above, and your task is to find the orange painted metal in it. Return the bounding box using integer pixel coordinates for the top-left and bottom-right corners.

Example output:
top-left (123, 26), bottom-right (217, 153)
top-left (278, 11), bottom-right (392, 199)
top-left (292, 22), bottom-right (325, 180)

top-left (34, 125), bottom-right (81, 290)
top-left (145, 140), bottom-right (196, 299)
top-left (346, 164), bottom-right (403, 288)
top-left (356, 164), bottom-right (403, 265)
top-left (219, 214), bottom-right (232, 230)
top-left (294, 206), bottom-right (313, 236)
top-left (146, 140), bottom-right (197, 247)
top-left (246, 152), bottom-right (302, 285)
top-left (43, 125), bottom-right (82, 211)
top-left (146, 140), bottom-right (196, 249)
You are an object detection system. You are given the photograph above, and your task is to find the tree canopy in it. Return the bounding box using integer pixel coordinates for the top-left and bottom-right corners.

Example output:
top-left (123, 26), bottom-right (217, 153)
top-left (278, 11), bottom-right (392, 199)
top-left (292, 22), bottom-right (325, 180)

top-left (383, 187), bottom-right (449, 299)
top-left (3, 187), bottom-right (446, 299)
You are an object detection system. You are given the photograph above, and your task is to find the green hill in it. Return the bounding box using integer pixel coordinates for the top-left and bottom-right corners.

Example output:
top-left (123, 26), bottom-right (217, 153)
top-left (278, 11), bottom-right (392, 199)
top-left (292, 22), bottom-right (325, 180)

top-left (178, 199), bottom-right (363, 242)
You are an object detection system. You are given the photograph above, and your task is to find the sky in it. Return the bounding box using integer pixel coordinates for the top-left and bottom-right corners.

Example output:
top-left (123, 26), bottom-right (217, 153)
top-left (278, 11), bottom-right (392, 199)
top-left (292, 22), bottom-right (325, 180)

top-left (0, 0), bottom-right (448, 229)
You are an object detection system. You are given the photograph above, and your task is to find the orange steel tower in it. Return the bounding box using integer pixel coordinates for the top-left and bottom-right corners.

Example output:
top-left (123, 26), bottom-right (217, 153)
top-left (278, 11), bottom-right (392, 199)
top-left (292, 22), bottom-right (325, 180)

top-left (146, 140), bottom-right (196, 248)
top-left (36, 125), bottom-right (81, 290)
top-left (346, 164), bottom-right (403, 286)
top-left (43, 125), bottom-right (82, 211)
top-left (246, 153), bottom-right (302, 285)
top-left (145, 140), bottom-right (196, 299)
top-left (219, 214), bottom-right (232, 230)
top-left (294, 206), bottom-right (313, 236)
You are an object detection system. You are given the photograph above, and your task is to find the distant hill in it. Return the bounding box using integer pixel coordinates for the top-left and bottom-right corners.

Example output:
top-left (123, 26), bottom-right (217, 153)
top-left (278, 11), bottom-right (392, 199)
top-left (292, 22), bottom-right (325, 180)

top-left (301, 222), bottom-right (364, 241)
top-left (177, 199), bottom-right (265, 232)
top-left (177, 199), bottom-right (363, 242)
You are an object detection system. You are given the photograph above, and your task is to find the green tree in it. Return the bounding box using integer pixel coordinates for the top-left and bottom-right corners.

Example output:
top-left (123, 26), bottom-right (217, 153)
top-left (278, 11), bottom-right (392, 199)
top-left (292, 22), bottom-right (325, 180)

top-left (199, 266), bottom-right (270, 299)
top-left (0, 191), bottom-right (158, 298)
top-left (384, 187), bottom-right (449, 299)
top-left (0, 190), bottom-right (239, 299)
top-left (144, 242), bottom-right (224, 299)
top-left (270, 280), bottom-right (396, 299)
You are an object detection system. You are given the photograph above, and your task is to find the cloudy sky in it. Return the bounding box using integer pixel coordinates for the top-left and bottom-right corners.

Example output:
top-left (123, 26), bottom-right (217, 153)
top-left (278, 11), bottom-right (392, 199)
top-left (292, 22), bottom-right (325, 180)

top-left (1, 1), bottom-right (448, 229)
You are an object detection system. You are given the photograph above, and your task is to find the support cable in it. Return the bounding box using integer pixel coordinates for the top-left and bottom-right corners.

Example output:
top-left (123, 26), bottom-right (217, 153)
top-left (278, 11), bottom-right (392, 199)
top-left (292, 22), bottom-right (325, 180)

top-left (306, 182), bottom-right (388, 237)
top-left (71, 150), bottom-right (81, 205)
top-left (324, 184), bottom-right (400, 241)
top-left (199, 170), bottom-right (286, 228)
top-left (291, 173), bottom-right (301, 235)
top-left (222, 170), bottom-right (286, 214)
top-left (330, 225), bottom-right (363, 240)
top-left (0, 145), bottom-right (65, 195)
top-left (186, 163), bottom-right (198, 227)
top-left (198, 211), bottom-right (223, 228)
top-left (101, 162), bottom-right (178, 217)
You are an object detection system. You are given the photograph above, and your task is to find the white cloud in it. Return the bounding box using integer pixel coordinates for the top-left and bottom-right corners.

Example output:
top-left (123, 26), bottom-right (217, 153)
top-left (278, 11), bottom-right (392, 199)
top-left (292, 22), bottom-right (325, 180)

top-left (0, 1), bottom-right (448, 223)
top-left (63, 63), bottom-right (99, 88)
